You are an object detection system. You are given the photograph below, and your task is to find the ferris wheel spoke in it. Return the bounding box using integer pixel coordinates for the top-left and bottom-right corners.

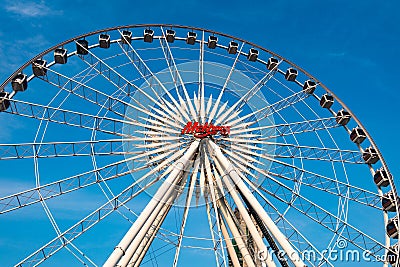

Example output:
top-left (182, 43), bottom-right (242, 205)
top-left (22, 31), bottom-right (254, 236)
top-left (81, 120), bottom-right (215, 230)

top-left (272, 143), bottom-right (363, 164)
top-left (257, 172), bottom-right (387, 260)
top-left (234, 59), bottom-right (283, 112)
top-left (219, 90), bottom-right (309, 127)
top-left (140, 115), bottom-right (182, 131)
top-left (204, 198), bottom-right (228, 267)
top-left (198, 31), bottom-right (206, 123)
top-left (15, 168), bottom-right (163, 267)
top-left (0, 156), bottom-right (146, 215)
top-left (209, 42), bottom-right (245, 123)
top-left (0, 139), bottom-right (131, 160)
top-left (159, 27), bottom-right (194, 120)
top-left (230, 117), bottom-right (338, 137)
top-left (4, 98), bottom-right (130, 137)
top-left (159, 27), bottom-right (198, 120)
top-left (114, 32), bottom-right (188, 125)
top-left (75, 51), bottom-right (180, 130)
top-left (75, 40), bottom-right (169, 114)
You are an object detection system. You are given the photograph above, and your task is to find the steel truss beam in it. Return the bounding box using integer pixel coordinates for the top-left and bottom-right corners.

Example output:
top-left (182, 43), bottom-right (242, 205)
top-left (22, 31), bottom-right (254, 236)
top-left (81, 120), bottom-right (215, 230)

top-left (4, 98), bottom-right (128, 137)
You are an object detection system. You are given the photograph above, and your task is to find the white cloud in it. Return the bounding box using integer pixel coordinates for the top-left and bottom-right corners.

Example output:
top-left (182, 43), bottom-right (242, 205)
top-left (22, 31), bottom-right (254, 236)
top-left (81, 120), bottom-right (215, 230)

top-left (4, 1), bottom-right (58, 17)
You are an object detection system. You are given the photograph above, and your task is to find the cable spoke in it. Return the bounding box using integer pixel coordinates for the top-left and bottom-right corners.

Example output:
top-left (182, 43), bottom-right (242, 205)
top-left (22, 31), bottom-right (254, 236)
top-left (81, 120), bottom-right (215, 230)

top-left (114, 32), bottom-right (187, 125)
top-left (208, 42), bottom-right (245, 123)
top-left (159, 27), bottom-right (197, 120)
top-left (217, 90), bottom-right (310, 127)
top-left (159, 27), bottom-right (192, 120)
top-left (230, 117), bottom-right (338, 138)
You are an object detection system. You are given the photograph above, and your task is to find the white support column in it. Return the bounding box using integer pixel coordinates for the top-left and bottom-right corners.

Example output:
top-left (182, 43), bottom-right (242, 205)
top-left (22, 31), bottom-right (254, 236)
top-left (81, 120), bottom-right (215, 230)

top-left (213, 160), bottom-right (276, 267)
top-left (118, 183), bottom-right (178, 266)
top-left (126, 187), bottom-right (179, 266)
top-left (207, 140), bottom-right (306, 267)
top-left (130, 203), bottom-right (169, 267)
top-left (220, 217), bottom-right (242, 267)
top-left (219, 198), bottom-right (256, 267)
top-left (104, 140), bottom-right (200, 267)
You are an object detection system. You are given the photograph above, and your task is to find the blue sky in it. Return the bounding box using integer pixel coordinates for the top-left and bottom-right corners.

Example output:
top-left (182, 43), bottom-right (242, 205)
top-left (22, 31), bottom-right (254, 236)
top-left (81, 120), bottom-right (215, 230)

top-left (0, 0), bottom-right (399, 266)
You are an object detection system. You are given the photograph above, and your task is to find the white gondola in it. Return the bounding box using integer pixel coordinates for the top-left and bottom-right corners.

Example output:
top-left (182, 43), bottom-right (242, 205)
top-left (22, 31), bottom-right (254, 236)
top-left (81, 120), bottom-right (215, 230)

top-left (121, 30), bottom-right (132, 44)
top-left (0, 92), bottom-right (10, 111)
top-left (382, 191), bottom-right (400, 212)
top-left (207, 36), bottom-right (217, 49)
top-left (227, 41), bottom-right (238, 54)
top-left (350, 127), bottom-right (366, 144)
top-left (32, 59), bottom-right (47, 76)
top-left (374, 167), bottom-right (390, 187)
top-left (166, 29), bottom-right (175, 43)
top-left (247, 48), bottom-right (258, 62)
top-left (99, 34), bottom-right (110, 48)
top-left (363, 146), bottom-right (379, 164)
top-left (320, 94), bottom-right (334, 108)
top-left (54, 48), bottom-right (68, 64)
top-left (186, 32), bottom-right (197, 45)
top-left (76, 39), bottom-right (89, 55)
top-left (144, 29), bottom-right (154, 43)
top-left (336, 109), bottom-right (351, 126)
top-left (266, 57), bottom-right (279, 70)
top-left (285, 68), bottom-right (297, 81)
top-left (387, 216), bottom-right (399, 239)
top-left (303, 80), bottom-right (316, 94)
top-left (11, 73), bottom-right (28, 92)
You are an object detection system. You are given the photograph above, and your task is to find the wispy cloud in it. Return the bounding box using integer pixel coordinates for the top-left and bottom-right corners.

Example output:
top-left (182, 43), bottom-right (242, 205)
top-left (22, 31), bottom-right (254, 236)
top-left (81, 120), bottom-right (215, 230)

top-left (4, 1), bottom-right (61, 18)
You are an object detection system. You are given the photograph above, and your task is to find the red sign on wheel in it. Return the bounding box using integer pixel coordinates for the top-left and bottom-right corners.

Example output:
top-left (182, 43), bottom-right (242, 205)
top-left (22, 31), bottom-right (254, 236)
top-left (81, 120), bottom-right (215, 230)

top-left (181, 122), bottom-right (230, 138)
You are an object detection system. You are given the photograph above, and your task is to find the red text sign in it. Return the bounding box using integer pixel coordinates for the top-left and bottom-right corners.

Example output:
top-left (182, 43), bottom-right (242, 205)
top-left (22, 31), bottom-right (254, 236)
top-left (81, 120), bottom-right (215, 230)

top-left (181, 122), bottom-right (230, 138)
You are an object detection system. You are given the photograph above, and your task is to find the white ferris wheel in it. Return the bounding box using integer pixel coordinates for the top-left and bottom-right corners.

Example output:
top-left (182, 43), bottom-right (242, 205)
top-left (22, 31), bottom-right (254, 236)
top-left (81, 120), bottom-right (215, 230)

top-left (0, 24), bottom-right (398, 267)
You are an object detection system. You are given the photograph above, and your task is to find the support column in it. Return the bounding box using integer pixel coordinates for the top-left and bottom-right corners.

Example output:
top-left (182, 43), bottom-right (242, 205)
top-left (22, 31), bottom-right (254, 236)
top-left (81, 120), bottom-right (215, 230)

top-left (207, 140), bottom-right (306, 267)
top-left (219, 198), bottom-right (256, 267)
top-left (104, 140), bottom-right (200, 267)
top-left (220, 217), bottom-right (242, 267)
top-left (213, 159), bottom-right (276, 267)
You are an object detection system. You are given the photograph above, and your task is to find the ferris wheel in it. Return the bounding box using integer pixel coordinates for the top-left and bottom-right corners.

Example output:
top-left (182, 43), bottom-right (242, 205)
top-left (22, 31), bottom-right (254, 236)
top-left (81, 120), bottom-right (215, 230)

top-left (0, 24), bottom-right (398, 267)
